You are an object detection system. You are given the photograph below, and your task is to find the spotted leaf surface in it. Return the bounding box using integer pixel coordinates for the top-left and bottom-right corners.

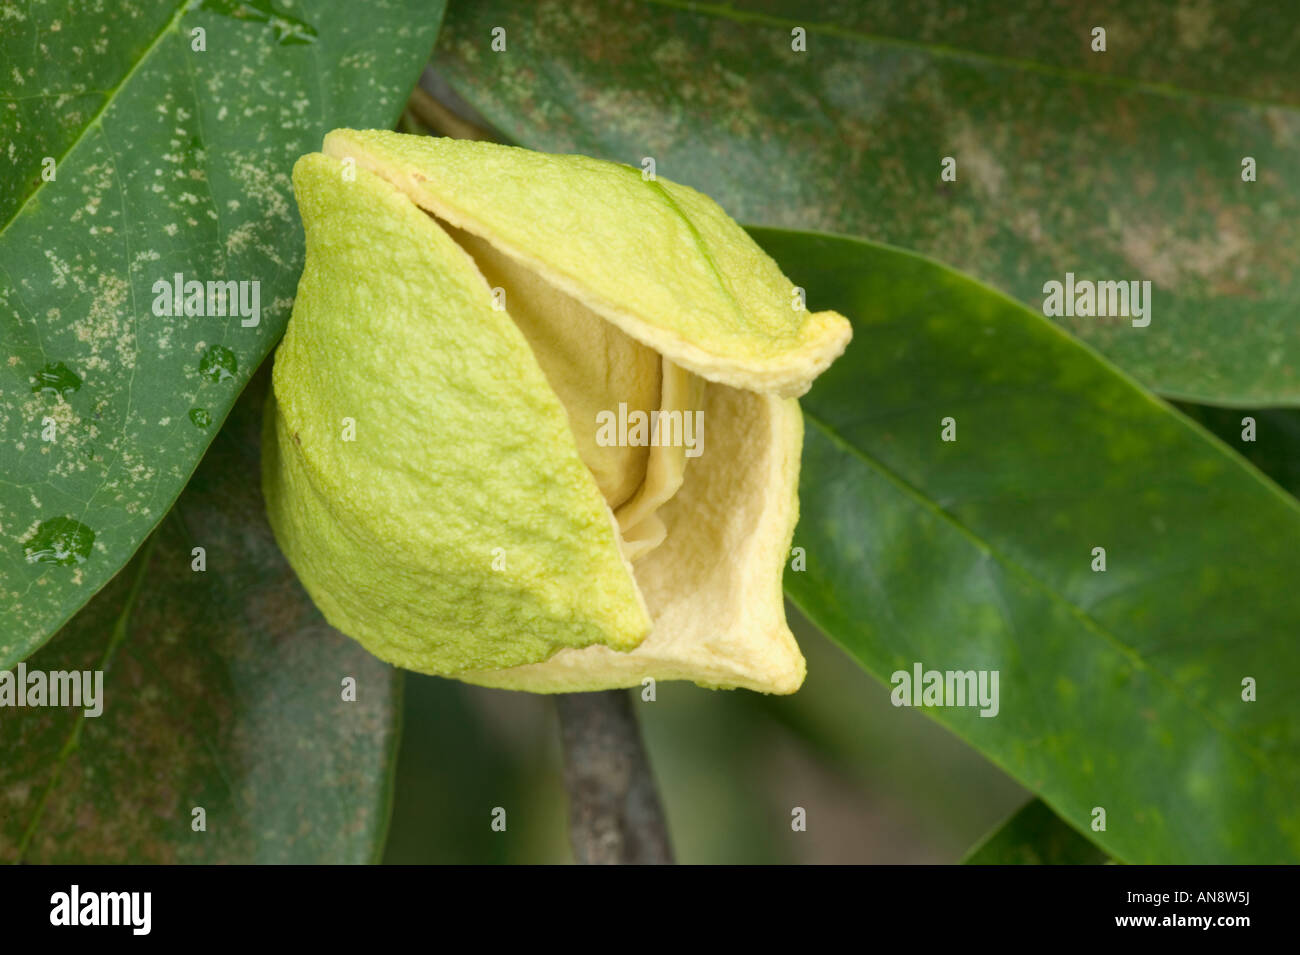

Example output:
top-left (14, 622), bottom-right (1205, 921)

top-left (0, 0), bottom-right (446, 666)
top-left (0, 370), bottom-right (400, 863)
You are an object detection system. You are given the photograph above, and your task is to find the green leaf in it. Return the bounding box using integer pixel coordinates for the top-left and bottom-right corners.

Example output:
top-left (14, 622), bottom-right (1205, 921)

top-left (0, 0), bottom-right (446, 668)
top-left (436, 0), bottom-right (1300, 406)
top-left (963, 798), bottom-right (1109, 864)
top-left (756, 226), bottom-right (1300, 864)
top-left (0, 369), bottom-right (401, 863)
top-left (1176, 404), bottom-right (1300, 498)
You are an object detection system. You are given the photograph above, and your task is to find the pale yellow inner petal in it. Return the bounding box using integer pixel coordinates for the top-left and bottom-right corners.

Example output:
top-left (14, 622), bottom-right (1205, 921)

top-left (613, 359), bottom-right (703, 561)
top-left (440, 221), bottom-right (703, 562)
top-left (461, 384), bottom-right (807, 695)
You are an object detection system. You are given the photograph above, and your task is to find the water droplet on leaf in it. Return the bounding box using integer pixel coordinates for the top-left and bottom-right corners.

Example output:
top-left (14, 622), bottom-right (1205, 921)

top-left (199, 344), bottom-right (237, 383)
top-left (189, 408), bottom-right (213, 428)
top-left (24, 517), bottom-right (95, 566)
top-left (31, 361), bottom-right (82, 396)
top-left (199, 0), bottom-right (319, 45)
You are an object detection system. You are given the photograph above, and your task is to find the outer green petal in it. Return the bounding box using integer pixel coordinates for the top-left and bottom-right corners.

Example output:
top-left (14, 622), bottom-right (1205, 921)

top-left (462, 386), bottom-right (807, 695)
top-left (321, 129), bottom-right (851, 398)
top-left (263, 154), bottom-right (650, 675)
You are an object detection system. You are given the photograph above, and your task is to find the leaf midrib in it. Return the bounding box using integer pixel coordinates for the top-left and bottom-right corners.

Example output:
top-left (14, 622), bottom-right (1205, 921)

top-left (0, 0), bottom-right (190, 237)
top-left (797, 406), bottom-right (1295, 796)
top-left (640, 0), bottom-right (1300, 113)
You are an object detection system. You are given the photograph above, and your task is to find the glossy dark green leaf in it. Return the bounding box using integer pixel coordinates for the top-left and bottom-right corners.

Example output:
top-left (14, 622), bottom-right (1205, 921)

top-left (1176, 404), bottom-right (1300, 498)
top-left (436, 0), bottom-right (1300, 405)
top-left (0, 369), bottom-right (401, 863)
top-left (755, 227), bottom-right (1300, 863)
top-left (963, 798), bottom-right (1109, 864)
top-left (0, 0), bottom-right (446, 668)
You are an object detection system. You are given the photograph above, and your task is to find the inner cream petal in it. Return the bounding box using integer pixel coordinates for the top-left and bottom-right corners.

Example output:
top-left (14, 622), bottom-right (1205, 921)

top-left (458, 385), bottom-right (807, 695)
top-left (614, 359), bottom-right (703, 561)
top-left (441, 222), bottom-right (700, 561)
top-left (447, 225), bottom-right (656, 509)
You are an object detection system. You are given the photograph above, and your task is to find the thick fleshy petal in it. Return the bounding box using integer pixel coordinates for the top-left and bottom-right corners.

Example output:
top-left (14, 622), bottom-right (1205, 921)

top-left (264, 154), bottom-right (650, 674)
top-left (322, 129), bottom-right (852, 398)
top-left (461, 385), bottom-right (806, 694)
top-left (447, 223), bottom-right (660, 510)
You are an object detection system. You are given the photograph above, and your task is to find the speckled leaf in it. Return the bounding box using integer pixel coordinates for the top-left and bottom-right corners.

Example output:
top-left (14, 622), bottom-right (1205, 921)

top-left (757, 227), bottom-right (1300, 863)
top-left (0, 0), bottom-right (446, 667)
top-left (0, 369), bottom-right (400, 863)
top-left (436, 0), bottom-right (1300, 406)
top-left (963, 799), bottom-right (1109, 864)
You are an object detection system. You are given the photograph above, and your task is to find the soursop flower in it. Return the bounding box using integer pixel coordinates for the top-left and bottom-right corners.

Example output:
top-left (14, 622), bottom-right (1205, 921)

top-left (263, 130), bottom-right (850, 694)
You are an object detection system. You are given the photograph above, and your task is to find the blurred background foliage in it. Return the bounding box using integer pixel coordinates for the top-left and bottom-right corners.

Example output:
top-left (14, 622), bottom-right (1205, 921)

top-left (384, 609), bottom-right (1030, 863)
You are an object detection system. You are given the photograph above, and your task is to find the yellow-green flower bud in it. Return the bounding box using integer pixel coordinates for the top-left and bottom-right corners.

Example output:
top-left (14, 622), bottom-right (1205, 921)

top-left (263, 130), bottom-right (851, 694)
